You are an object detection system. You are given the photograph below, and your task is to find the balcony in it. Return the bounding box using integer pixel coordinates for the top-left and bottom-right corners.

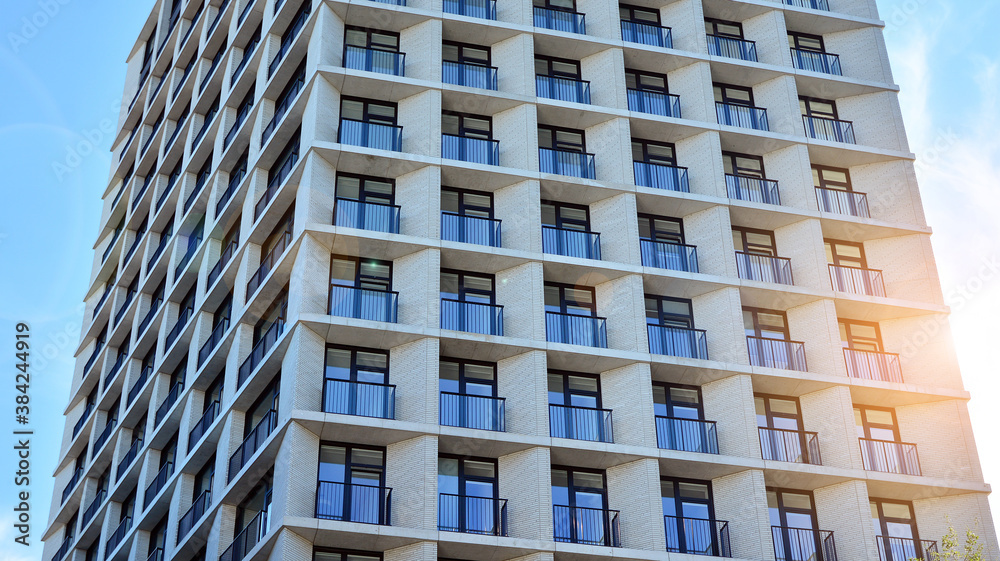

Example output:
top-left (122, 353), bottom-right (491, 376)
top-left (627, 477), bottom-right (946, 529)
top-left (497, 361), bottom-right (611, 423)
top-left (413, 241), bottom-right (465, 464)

top-left (322, 379), bottom-right (396, 419)
top-left (440, 392), bottom-right (505, 432)
top-left (542, 226), bottom-right (601, 259)
top-left (334, 198), bottom-right (401, 233)
top-left (536, 75), bottom-right (591, 103)
top-left (441, 212), bottom-right (501, 247)
top-left (339, 119), bottom-right (403, 151)
top-left (877, 536), bottom-right (938, 561)
top-left (141, 121), bottom-right (162, 156)
top-left (783, 0), bottom-right (829, 8)
top-left (329, 285), bottom-right (399, 323)
top-left (553, 505), bottom-right (621, 547)
top-left (198, 318), bottom-right (230, 367)
top-left (268, 2), bottom-right (310, 78)
top-left (716, 102), bottom-right (769, 130)
top-left (93, 419), bottom-right (116, 455)
top-left (81, 488), bottom-right (106, 528)
top-left (155, 380), bottom-right (184, 426)
top-left (316, 481), bottom-right (392, 524)
top-left (262, 78), bottom-right (304, 146)
top-left (860, 438), bottom-right (921, 475)
top-left (621, 20), bottom-right (672, 48)
top-left (254, 158), bottom-right (297, 222)
top-left (539, 147), bottom-right (596, 179)
top-left (441, 299), bottom-right (503, 335)
top-left (138, 297), bottom-right (163, 336)
top-left (640, 239), bottom-right (699, 272)
top-left (207, 240), bottom-right (238, 289)
top-left (173, 60), bottom-right (195, 100)
top-left (127, 364), bottom-right (152, 405)
top-left (759, 427), bottom-right (822, 464)
top-left (117, 437), bottom-right (142, 480)
top-left (546, 311), bottom-right (607, 347)
top-left (707, 35), bottom-right (757, 61)
top-left (123, 232), bottom-right (145, 268)
top-left (442, 134), bottom-right (499, 165)
top-left (627, 89), bottom-right (681, 117)
top-left (207, 0), bottom-right (231, 36)
top-left (747, 336), bottom-right (807, 371)
top-left (72, 404), bottom-right (93, 438)
top-left (828, 264), bottom-right (885, 297)
top-left (176, 231), bottom-right (203, 275)
top-left (227, 409), bottom-right (277, 481)
top-left (232, 33), bottom-right (260, 83)
top-left (843, 348), bottom-right (903, 383)
top-left (226, 100), bottom-right (255, 149)
top-left (184, 176), bottom-right (207, 214)
top-left (443, 0), bottom-right (496, 19)
top-left (143, 460), bottom-right (173, 507)
top-left (344, 45), bottom-right (406, 76)
top-left (634, 161), bottom-right (690, 192)
top-left (442, 61), bottom-right (498, 90)
top-left (132, 174), bottom-right (153, 210)
top-left (549, 403), bottom-right (613, 442)
top-left (220, 509), bottom-right (268, 561)
top-left (647, 325), bottom-right (709, 359)
top-left (83, 344), bottom-right (102, 376)
top-left (148, 548), bottom-right (164, 561)
top-left (726, 174), bottom-right (781, 205)
top-left (217, 166), bottom-right (246, 217)
top-left (189, 400), bottom-right (220, 453)
top-left (177, 489), bottom-right (211, 544)
top-left (772, 526), bottom-right (837, 561)
top-left (439, 494), bottom-right (508, 535)
top-left (61, 466), bottom-right (83, 503)
top-left (665, 515), bottom-right (731, 556)
top-left (105, 516), bottom-right (132, 559)
top-left (200, 48), bottom-right (225, 95)
top-left (656, 417), bottom-right (719, 454)
top-left (165, 304), bottom-right (194, 350)
top-left (246, 230), bottom-right (292, 297)
top-left (52, 535), bottom-right (74, 561)
top-left (147, 232), bottom-right (171, 271)
top-left (804, 115), bottom-right (855, 143)
top-left (533, 6), bottom-right (586, 33)
top-left (791, 48), bottom-right (842, 75)
top-left (104, 351), bottom-right (126, 388)
top-left (815, 187), bottom-right (870, 217)
top-left (101, 230), bottom-right (122, 264)
top-left (237, 320), bottom-right (284, 388)
top-left (736, 252), bottom-right (794, 285)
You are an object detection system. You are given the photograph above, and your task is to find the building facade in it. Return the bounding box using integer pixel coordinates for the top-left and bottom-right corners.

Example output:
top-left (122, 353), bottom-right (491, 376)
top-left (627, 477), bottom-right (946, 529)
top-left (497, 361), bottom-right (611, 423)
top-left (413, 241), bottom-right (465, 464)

top-left (44, 0), bottom-right (998, 560)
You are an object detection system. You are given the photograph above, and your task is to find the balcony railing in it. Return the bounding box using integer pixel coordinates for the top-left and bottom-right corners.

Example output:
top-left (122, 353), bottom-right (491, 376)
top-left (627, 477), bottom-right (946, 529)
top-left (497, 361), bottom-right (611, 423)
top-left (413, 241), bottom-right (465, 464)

top-left (268, 2), bottom-right (310, 78)
top-left (791, 48), bottom-right (842, 75)
top-left (441, 212), bottom-right (501, 247)
top-left (440, 392), bottom-right (505, 432)
top-left (217, 167), bottom-right (245, 217)
top-left (736, 252), bottom-right (794, 285)
top-left (329, 285), bottom-right (399, 323)
top-left (132, 174), bottom-right (153, 210)
top-left (783, 0), bottom-right (829, 8)
top-left (716, 102), bottom-right (769, 130)
top-left (104, 351), bottom-right (127, 388)
top-left (101, 230), bottom-right (121, 264)
top-left (772, 526), bottom-right (837, 561)
top-left (52, 535), bottom-right (74, 561)
top-left (81, 488), bottom-right (106, 528)
top-left (261, 73), bottom-right (304, 144)
top-left (177, 489), bottom-right (211, 544)
top-left (634, 161), bottom-right (689, 192)
top-left (441, 299), bottom-right (503, 335)
top-left (141, 120), bottom-right (163, 155)
top-left (83, 344), bottom-right (102, 376)
top-left (726, 174), bottom-right (781, 205)
top-left (155, 380), bottom-right (184, 426)
top-left (553, 505), bottom-right (621, 547)
top-left (442, 61), bottom-right (498, 89)
top-left (226, 100), bottom-right (254, 149)
top-left (665, 515), bottom-right (731, 556)
top-left (747, 336), bottom-right (807, 371)
top-left (316, 481), bottom-right (392, 524)
top-left (442, 134), bottom-right (499, 165)
top-left (339, 119), bottom-right (403, 151)
top-left (200, 48), bottom-right (226, 95)
top-left (539, 147), bottom-right (596, 179)
top-left (322, 379), bottom-right (396, 419)
top-left (648, 324), bottom-right (709, 359)
top-left (804, 115), bottom-right (856, 144)
top-left (621, 20), bottom-right (672, 48)
top-left (627, 89), bottom-right (681, 117)
top-left (860, 438), bottom-right (921, 475)
top-left (117, 437), bottom-right (142, 480)
top-left (542, 226), bottom-right (601, 259)
top-left (443, 0), bottom-right (496, 19)
top-left (139, 297), bottom-right (163, 336)
top-left (207, 240), bottom-right (238, 288)
top-left (72, 404), bottom-right (93, 438)
top-left (877, 536), bottom-right (938, 561)
top-left (640, 239), bottom-right (699, 272)
top-left (844, 348), bottom-right (903, 384)
top-left (143, 460), bottom-right (174, 507)
top-left (219, 508), bottom-right (268, 561)
top-left (815, 187), bottom-right (870, 217)
top-left (198, 318), bottom-right (230, 367)
top-left (61, 466), bottom-right (83, 503)
top-left (546, 311), bottom-right (607, 348)
top-left (549, 403), bottom-right (613, 442)
top-left (254, 156), bottom-right (296, 221)
top-left (237, 320), bottom-right (284, 388)
top-left (189, 400), bottom-right (220, 453)
top-left (93, 419), bottom-right (116, 455)
top-left (344, 45), bottom-right (406, 76)
top-left (246, 230), bottom-right (292, 297)
top-left (829, 264), bottom-right (885, 297)
top-left (334, 198), bottom-right (401, 233)
top-left (759, 427), bottom-right (822, 464)
top-left (533, 6), bottom-right (586, 33)
top-left (656, 416), bottom-right (719, 454)
top-left (707, 35), bottom-right (757, 61)
top-left (439, 494), bottom-right (507, 535)
top-left (536, 75), bottom-right (591, 103)
top-left (105, 516), bottom-right (132, 559)
top-left (227, 409), bottom-right (277, 481)
top-left (147, 231), bottom-right (171, 270)
top-left (231, 34), bottom-right (260, 84)
top-left (207, 0), bottom-right (231, 36)
top-left (128, 364), bottom-right (152, 405)
top-left (165, 304), bottom-right (194, 350)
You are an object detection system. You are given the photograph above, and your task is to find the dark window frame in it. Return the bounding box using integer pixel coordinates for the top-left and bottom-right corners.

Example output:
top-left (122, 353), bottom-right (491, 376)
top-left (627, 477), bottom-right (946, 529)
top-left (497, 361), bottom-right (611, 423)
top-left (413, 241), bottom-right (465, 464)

top-left (340, 96), bottom-right (398, 126)
top-left (439, 357), bottom-right (498, 397)
top-left (443, 41), bottom-right (491, 66)
top-left (755, 393), bottom-right (802, 429)
top-left (329, 255), bottom-right (393, 291)
top-left (620, 4), bottom-right (661, 24)
top-left (638, 214), bottom-right (685, 244)
top-left (705, 18), bottom-right (745, 39)
top-left (714, 82), bottom-right (755, 106)
top-left (335, 172), bottom-right (396, 206)
top-left (441, 187), bottom-right (494, 220)
top-left (544, 282), bottom-right (597, 315)
top-left (732, 226), bottom-right (778, 256)
top-left (653, 383), bottom-right (706, 420)
top-left (645, 295), bottom-right (695, 329)
top-left (441, 269), bottom-right (496, 305)
top-left (535, 55), bottom-right (583, 79)
top-left (442, 111), bottom-right (493, 140)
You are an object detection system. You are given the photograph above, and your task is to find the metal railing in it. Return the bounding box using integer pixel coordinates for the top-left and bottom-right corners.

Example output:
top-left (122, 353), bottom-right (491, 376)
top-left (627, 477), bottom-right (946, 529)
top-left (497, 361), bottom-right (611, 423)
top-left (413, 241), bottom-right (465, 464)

top-left (184, 174), bottom-right (208, 213)
top-left (155, 381), bottom-right (184, 426)
top-left (143, 460), bottom-right (173, 507)
top-left (640, 239), bottom-right (699, 272)
top-left (322, 379), bottom-right (396, 419)
top-left (339, 119), bottom-right (403, 151)
top-left (441, 299), bottom-right (503, 335)
top-left (716, 102), bottom-right (769, 130)
top-left (52, 535), bottom-right (74, 561)
top-left (553, 505), bottom-right (621, 546)
top-left (123, 230), bottom-right (145, 268)
top-left (627, 88), bottom-right (681, 117)
top-left (877, 536), bottom-right (938, 561)
top-left (104, 351), bottom-right (126, 388)
top-left (175, 232), bottom-right (203, 279)
top-left (344, 45), bottom-right (406, 76)
top-left (860, 438), bottom-right (921, 475)
top-left (665, 515), bottom-right (731, 556)
top-left (207, 0), bottom-right (231, 36)
top-left (726, 174), bottom-right (781, 205)
top-left (440, 392), bottom-right (505, 432)
top-left (198, 317), bottom-right (230, 367)
top-left (116, 437), bottom-right (142, 480)
top-left (72, 404), bottom-right (93, 438)
top-left (254, 152), bottom-right (297, 221)
top-left (333, 198), bottom-right (401, 233)
top-left (208, 240), bottom-right (238, 288)
top-left (238, 0), bottom-right (255, 25)
top-left (791, 48), bottom-right (842, 75)
top-left (329, 285), bottom-right (399, 322)
top-left (656, 416), bottom-right (719, 454)
top-left (227, 409), bottom-right (277, 481)
top-left (546, 311), bottom-right (607, 347)
top-left (246, 230), bottom-right (292, 297)
top-left (648, 325), bottom-right (709, 359)
top-left (316, 481), bottom-right (392, 524)
top-left (165, 113), bottom-right (188, 150)
top-left (536, 74), bottom-right (591, 103)
top-left (829, 264), bottom-right (885, 297)
top-left (549, 403), bottom-right (614, 442)
top-left (772, 526), bottom-right (837, 561)
top-left (621, 20), bottom-right (672, 48)
top-left (443, 0), bottom-right (496, 19)
top-left (147, 230), bottom-right (171, 270)
top-left (533, 6), bottom-right (586, 33)
top-left (442, 61), bottom-right (498, 89)
top-left (216, 166), bottom-right (245, 217)
top-left (138, 296), bottom-right (163, 336)
top-left (132, 174), bottom-right (153, 210)
top-left (83, 344), bottom-right (102, 376)
top-left (261, 72), bottom-right (304, 144)
top-left (747, 336), bottom-right (808, 371)
top-left (439, 494), bottom-right (507, 535)
top-left (634, 161), bottom-right (690, 192)
top-left (844, 348), bottom-right (903, 383)
top-left (141, 119), bottom-right (162, 156)
top-left (81, 488), bottom-right (106, 528)
top-left (128, 364), bottom-right (152, 405)
top-left (200, 47), bottom-right (226, 95)
top-left (93, 419), bottom-right (116, 455)
top-left (539, 147), bottom-right (596, 179)
top-left (783, 0), bottom-right (829, 9)
top-left (61, 466), bottom-right (83, 503)
top-left (172, 60), bottom-right (195, 101)
top-left (815, 187), bottom-right (870, 217)
top-left (105, 516), bottom-right (132, 559)
top-left (156, 172), bottom-right (180, 211)
top-left (542, 225), bottom-right (601, 259)
top-left (93, 283), bottom-right (113, 319)
top-left (165, 305), bottom-right (194, 350)
top-left (226, 98), bottom-right (254, 148)
top-left (442, 134), bottom-right (499, 165)
top-left (268, 2), bottom-right (310, 78)
top-left (707, 34), bottom-right (757, 61)
top-left (177, 489), bottom-right (211, 544)
top-left (219, 508), bottom-right (268, 561)
top-left (231, 36), bottom-right (259, 84)
top-left (759, 427), bottom-right (822, 464)
top-left (736, 252), bottom-right (794, 285)
top-left (188, 400), bottom-right (220, 452)
top-left (237, 319), bottom-right (284, 388)
top-left (441, 212), bottom-right (501, 247)
top-left (804, 115), bottom-right (856, 144)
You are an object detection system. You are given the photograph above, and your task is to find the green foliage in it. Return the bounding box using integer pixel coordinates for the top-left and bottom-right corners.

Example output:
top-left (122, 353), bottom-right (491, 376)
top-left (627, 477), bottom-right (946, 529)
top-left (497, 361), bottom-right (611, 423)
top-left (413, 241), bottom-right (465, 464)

top-left (927, 519), bottom-right (984, 561)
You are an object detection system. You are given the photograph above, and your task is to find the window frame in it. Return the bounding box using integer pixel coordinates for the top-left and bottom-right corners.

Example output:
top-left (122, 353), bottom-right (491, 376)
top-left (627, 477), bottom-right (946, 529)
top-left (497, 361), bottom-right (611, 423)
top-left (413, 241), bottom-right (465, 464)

top-left (440, 269), bottom-right (496, 305)
top-left (732, 226), bottom-right (778, 256)
top-left (638, 213), bottom-right (685, 244)
top-left (340, 96), bottom-right (398, 126)
top-left (713, 82), bottom-right (755, 106)
top-left (329, 255), bottom-right (393, 292)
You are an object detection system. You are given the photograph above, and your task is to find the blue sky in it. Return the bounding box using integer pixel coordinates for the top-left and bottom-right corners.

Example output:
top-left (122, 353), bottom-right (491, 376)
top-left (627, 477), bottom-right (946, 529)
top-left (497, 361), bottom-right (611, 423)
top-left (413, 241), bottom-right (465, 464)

top-left (0, 1), bottom-right (997, 559)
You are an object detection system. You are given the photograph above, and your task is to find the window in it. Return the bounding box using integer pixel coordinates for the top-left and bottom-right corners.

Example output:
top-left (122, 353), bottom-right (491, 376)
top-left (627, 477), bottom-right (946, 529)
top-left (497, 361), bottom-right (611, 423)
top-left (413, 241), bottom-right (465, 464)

top-left (323, 345), bottom-right (391, 418)
top-left (744, 308), bottom-right (790, 340)
top-left (344, 27), bottom-right (400, 53)
top-left (439, 358), bottom-right (500, 431)
top-left (235, 473), bottom-right (272, 540)
top-left (438, 456), bottom-right (500, 534)
top-left (252, 291), bottom-right (287, 346)
top-left (148, 516), bottom-right (167, 557)
top-left (443, 42), bottom-right (490, 66)
top-left (840, 319), bottom-right (883, 352)
top-left (548, 371), bottom-right (601, 409)
top-left (722, 151), bottom-right (765, 178)
top-left (768, 488), bottom-right (818, 529)
top-left (662, 478), bottom-right (719, 554)
top-left (193, 455), bottom-right (215, 500)
top-left (340, 97), bottom-right (397, 126)
top-left (654, 384), bottom-right (704, 420)
top-left (158, 432), bottom-right (178, 473)
top-left (855, 406), bottom-right (900, 442)
top-left (534, 0), bottom-right (576, 12)
top-left (440, 358), bottom-right (497, 397)
top-left (552, 467), bottom-right (612, 545)
top-left (755, 394), bottom-right (802, 430)
top-left (324, 346), bottom-right (389, 386)
top-left (442, 112), bottom-right (492, 140)
top-left (871, 499), bottom-right (923, 561)
top-left (314, 550), bottom-right (382, 561)
top-left (330, 256), bottom-right (392, 291)
top-left (632, 139), bottom-right (677, 166)
top-left (442, 188), bottom-right (493, 219)
top-left (245, 376), bottom-right (279, 440)
top-left (204, 373), bottom-right (225, 412)
top-left (646, 296), bottom-right (694, 329)
top-left (813, 165), bottom-right (852, 191)
top-left (788, 31), bottom-right (825, 52)
top-left (800, 97), bottom-right (838, 120)
top-left (620, 4), bottom-right (660, 24)
top-left (538, 125), bottom-right (586, 153)
top-left (732, 227), bottom-right (777, 256)
top-left (542, 201), bottom-right (591, 231)
top-left (335, 173), bottom-right (395, 206)
top-left (267, 131), bottom-right (300, 188)
top-left (441, 270), bottom-right (495, 304)
top-left (825, 239), bottom-right (866, 268)
top-left (317, 443), bottom-right (386, 523)
top-left (626, 68), bottom-right (669, 92)
top-left (705, 18), bottom-right (744, 39)
top-left (535, 55), bottom-right (582, 80)
top-left (639, 214), bottom-right (684, 245)
top-left (120, 488), bottom-right (137, 523)
top-left (714, 83), bottom-right (754, 106)
top-left (545, 283), bottom-right (596, 316)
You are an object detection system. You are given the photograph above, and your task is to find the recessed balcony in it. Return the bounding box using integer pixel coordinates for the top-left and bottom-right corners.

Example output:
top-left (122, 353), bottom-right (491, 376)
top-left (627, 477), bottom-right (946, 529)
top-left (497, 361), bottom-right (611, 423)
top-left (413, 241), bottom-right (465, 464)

top-left (549, 403), bottom-right (613, 442)
top-left (441, 212), bottom-right (501, 247)
top-left (803, 115), bottom-right (856, 144)
top-left (534, 6), bottom-right (585, 34)
top-left (843, 348), bottom-right (903, 383)
top-left (553, 505), bottom-right (621, 546)
top-left (627, 88), bottom-right (681, 117)
top-left (736, 252), bottom-right (794, 285)
top-left (439, 494), bottom-right (508, 536)
top-left (316, 481), bottom-right (392, 524)
top-left (717, 102), bottom-right (769, 130)
top-left (791, 48), bottom-right (842, 75)
top-left (640, 239), bottom-right (699, 272)
top-left (860, 438), bottom-right (921, 475)
top-left (726, 174), bottom-right (781, 205)
top-left (665, 515), bottom-right (731, 556)
top-left (329, 285), bottom-right (399, 323)
top-left (647, 324), bottom-right (709, 359)
top-left (344, 45), bottom-right (406, 76)
top-left (442, 134), bottom-right (499, 165)
top-left (442, 61), bottom-right (498, 89)
top-left (815, 187), bottom-right (870, 217)
top-left (322, 379), bottom-right (396, 419)
top-left (237, 320), bottom-right (285, 388)
top-left (707, 35), bottom-right (757, 61)
top-left (772, 526), bottom-right (837, 561)
top-left (227, 409), bottom-right (277, 482)
top-left (444, 0), bottom-right (496, 19)
top-left (334, 198), bottom-right (401, 234)
top-left (747, 336), bottom-right (807, 371)
top-left (829, 264), bottom-right (886, 297)
top-left (539, 147), bottom-right (596, 179)
top-left (536, 74), bottom-right (591, 104)
top-left (634, 161), bottom-right (689, 192)
top-left (441, 299), bottom-right (504, 335)
top-left (339, 119), bottom-right (403, 151)
top-left (621, 20), bottom-right (672, 48)
top-left (440, 392), bottom-right (505, 431)
top-left (543, 226), bottom-right (601, 259)
top-left (546, 311), bottom-right (607, 347)
top-left (759, 427), bottom-right (822, 464)
top-left (655, 416), bottom-right (719, 454)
